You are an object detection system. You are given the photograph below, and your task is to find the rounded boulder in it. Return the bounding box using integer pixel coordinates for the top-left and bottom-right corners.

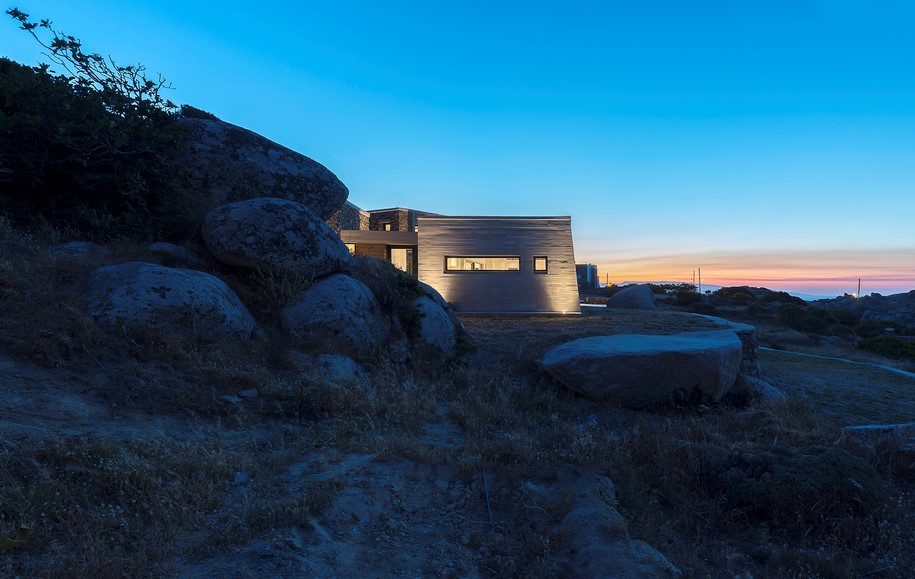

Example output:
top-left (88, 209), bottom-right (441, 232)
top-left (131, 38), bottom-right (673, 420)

top-left (281, 274), bottom-right (388, 355)
top-left (201, 198), bottom-right (351, 276)
top-left (176, 117), bottom-right (348, 220)
top-left (85, 261), bottom-right (256, 341)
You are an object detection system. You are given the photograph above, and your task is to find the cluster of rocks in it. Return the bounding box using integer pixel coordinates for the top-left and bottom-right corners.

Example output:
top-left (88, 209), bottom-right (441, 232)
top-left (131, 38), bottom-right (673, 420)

top-left (542, 316), bottom-right (783, 409)
top-left (813, 290), bottom-right (915, 328)
top-left (80, 117), bottom-right (462, 369)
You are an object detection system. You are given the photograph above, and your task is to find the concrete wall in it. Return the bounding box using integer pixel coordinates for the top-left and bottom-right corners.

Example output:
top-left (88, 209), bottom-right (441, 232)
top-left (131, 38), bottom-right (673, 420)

top-left (417, 217), bottom-right (580, 314)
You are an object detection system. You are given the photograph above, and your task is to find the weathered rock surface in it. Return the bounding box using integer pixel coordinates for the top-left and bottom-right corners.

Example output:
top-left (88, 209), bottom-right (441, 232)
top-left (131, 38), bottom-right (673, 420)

top-left (606, 285), bottom-right (657, 310)
top-left (812, 290), bottom-right (915, 327)
top-left (290, 352), bottom-right (366, 385)
top-left (418, 281), bottom-right (464, 330)
top-left (542, 330), bottom-right (742, 408)
top-left (201, 198), bottom-right (351, 276)
top-left (85, 261), bottom-right (256, 341)
top-left (744, 375), bottom-right (787, 403)
top-left (177, 117), bottom-right (348, 220)
top-left (281, 274), bottom-right (387, 355)
top-left (148, 242), bottom-right (203, 267)
top-left (525, 465), bottom-right (680, 577)
top-left (52, 241), bottom-right (110, 258)
top-left (410, 296), bottom-right (457, 356)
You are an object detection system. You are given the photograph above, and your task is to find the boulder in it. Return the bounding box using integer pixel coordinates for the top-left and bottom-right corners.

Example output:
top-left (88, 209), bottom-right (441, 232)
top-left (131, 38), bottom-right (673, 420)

top-left (85, 261), bottom-right (256, 341)
top-left (542, 330), bottom-right (742, 408)
top-left (525, 465), bottom-right (680, 577)
top-left (410, 296), bottom-right (457, 356)
top-left (176, 117), bottom-right (348, 220)
top-left (281, 274), bottom-right (388, 355)
top-left (744, 376), bottom-right (787, 403)
top-left (418, 281), bottom-right (464, 330)
top-left (290, 352), bottom-right (366, 386)
top-left (52, 241), bottom-right (109, 258)
top-left (201, 198), bottom-right (351, 276)
top-left (148, 242), bottom-right (203, 267)
top-left (606, 285), bottom-right (657, 310)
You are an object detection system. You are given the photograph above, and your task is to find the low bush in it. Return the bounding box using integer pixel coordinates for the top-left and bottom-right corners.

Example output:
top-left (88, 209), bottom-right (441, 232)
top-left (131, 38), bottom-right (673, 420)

top-left (2, 11), bottom-right (192, 241)
top-left (857, 336), bottom-right (915, 361)
top-left (855, 319), bottom-right (909, 339)
top-left (776, 303), bottom-right (840, 334)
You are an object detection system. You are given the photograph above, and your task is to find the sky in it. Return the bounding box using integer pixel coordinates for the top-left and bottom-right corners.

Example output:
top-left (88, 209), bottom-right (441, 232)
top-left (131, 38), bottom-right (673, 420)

top-left (3, 1), bottom-right (914, 298)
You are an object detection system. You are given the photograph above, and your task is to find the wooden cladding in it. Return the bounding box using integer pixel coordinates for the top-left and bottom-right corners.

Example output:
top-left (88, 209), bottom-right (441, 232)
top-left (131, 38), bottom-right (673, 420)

top-left (417, 217), bottom-right (580, 314)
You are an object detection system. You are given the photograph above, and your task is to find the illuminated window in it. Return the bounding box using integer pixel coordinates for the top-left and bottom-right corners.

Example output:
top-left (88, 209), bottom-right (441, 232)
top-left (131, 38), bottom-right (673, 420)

top-left (534, 256), bottom-right (548, 273)
top-left (445, 256), bottom-right (520, 271)
top-left (382, 222), bottom-right (392, 231)
top-left (345, 243), bottom-right (356, 255)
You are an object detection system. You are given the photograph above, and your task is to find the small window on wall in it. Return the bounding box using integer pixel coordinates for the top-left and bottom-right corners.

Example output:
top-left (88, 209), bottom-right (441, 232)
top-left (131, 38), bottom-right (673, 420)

top-left (534, 256), bottom-right (548, 273)
top-left (382, 222), bottom-right (392, 231)
top-left (345, 243), bottom-right (356, 255)
top-left (445, 256), bottom-right (520, 271)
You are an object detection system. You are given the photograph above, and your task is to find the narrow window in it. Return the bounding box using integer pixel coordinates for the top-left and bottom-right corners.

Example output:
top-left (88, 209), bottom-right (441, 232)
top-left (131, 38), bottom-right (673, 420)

top-left (445, 256), bottom-right (521, 271)
top-left (382, 222), bottom-right (392, 231)
top-left (534, 256), bottom-right (548, 273)
top-left (345, 243), bottom-right (356, 255)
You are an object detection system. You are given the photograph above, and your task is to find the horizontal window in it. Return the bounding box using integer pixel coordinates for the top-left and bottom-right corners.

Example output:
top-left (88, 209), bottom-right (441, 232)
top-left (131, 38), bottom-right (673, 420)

top-left (445, 256), bottom-right (520, 271)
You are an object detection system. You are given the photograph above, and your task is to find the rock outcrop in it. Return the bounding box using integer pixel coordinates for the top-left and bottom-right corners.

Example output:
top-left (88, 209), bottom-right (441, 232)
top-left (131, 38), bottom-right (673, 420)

top-left (201, 198), bottom-right (351, 276)
top-left (606, 285), bottom-right (657, 310)
top-left (525, 465), bottom-right (680, 576)
top-left (418, 281), bottom-right (464, 331)
top-left (542, 330), bottom-right (742, 408)
top-left (813, 290), bottom-right (915, 327)
top-left (281, 274), bottom-right (388, 355)
top-left (176, 117), bottom-right (348, 220)
top-left (290, 352), bottom-right (367, 386)
top-left (85, 261), bottom-right (256, 341)
top-left (410, 296), bottom-right (457, 356)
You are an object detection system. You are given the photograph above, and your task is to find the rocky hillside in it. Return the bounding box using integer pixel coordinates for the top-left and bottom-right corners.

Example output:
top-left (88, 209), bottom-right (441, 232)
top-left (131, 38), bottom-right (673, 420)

top-left (812, 290), bottom-right (915, 328)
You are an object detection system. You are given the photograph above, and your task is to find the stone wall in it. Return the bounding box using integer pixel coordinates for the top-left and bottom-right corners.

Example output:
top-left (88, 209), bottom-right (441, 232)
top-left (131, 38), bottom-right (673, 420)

top-left (369, 209), bottom-right (410, 232)
top-left (327, 201), bottom-right (368, 233)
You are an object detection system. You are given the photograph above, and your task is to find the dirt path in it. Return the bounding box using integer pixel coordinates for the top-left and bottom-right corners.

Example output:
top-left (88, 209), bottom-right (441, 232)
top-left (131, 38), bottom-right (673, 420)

top-left (761, 349), bottom-right (915, 425)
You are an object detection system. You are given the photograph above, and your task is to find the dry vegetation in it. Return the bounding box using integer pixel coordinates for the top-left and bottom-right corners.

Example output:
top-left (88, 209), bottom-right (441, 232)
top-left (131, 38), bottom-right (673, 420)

top-left (1, 223), bottom-right (914, 577)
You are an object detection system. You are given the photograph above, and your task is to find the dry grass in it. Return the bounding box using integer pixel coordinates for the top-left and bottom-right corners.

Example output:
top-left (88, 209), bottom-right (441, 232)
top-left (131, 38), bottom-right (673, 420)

top-left (1, 223), bottom-right (913, 577)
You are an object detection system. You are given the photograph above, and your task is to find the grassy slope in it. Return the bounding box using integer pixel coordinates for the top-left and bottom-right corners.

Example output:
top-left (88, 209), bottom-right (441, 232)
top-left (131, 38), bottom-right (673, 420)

top-left (0, 226), bottom-right (913, 577)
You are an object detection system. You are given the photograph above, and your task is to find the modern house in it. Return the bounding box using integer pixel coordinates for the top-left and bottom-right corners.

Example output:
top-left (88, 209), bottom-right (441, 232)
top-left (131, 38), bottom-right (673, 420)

top-left (329, 203), bottom-right (580, 314)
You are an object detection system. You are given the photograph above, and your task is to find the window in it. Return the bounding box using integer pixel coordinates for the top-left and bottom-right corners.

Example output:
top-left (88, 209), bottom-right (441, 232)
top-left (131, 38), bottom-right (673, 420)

top-left (534, 256), bottom-right (548, 273)
top-left (382, 222), bottom-right (392, 231)
top-left (345, 243), bottom-right (356, 255)
top-left (390, 247), bottom-right (414, 276)
top-left (445, 256), bottom-right (520, 271)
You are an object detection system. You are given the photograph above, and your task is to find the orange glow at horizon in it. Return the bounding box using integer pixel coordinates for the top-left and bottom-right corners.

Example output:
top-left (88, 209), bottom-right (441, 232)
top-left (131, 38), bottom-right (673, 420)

top-left (584, 248), bottom-right (915, 295)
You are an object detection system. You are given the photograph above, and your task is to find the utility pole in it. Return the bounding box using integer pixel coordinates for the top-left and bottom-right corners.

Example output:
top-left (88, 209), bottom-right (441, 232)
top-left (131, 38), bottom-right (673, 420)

top-left (698, 267), bottom-right (702, 295)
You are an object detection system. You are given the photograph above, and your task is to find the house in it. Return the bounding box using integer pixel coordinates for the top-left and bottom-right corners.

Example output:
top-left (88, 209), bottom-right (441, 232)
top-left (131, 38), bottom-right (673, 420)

top-left (329, 203), bottom-right (580, 314)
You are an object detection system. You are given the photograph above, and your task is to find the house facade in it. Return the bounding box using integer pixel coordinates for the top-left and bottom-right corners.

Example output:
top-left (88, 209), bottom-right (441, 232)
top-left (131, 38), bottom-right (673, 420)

top-left (330, 204), bottom-right (580, 314)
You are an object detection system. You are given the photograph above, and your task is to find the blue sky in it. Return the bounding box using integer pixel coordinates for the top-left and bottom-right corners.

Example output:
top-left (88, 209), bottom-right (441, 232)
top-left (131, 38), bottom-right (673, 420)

top-left (4, 1), bottom-right (914, 296)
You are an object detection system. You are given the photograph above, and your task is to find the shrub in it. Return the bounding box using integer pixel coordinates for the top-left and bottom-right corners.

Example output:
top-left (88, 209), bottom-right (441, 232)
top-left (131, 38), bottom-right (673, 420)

top-left (776, 304), bottom-right (839, 334)
top-left (180, 104), bottom-right (219, 120)
top-left (674, 288), bottom-right (702, 305)
top-left (760, 290), bottom-right (806, 306)
top-left (1, 11), bottom-right (190, 240)
top-left (706, 446), bottom-right (883, 538)
top-left (713, 286), bottom-right (758, 305)
top-left (855, 319), bottom-right (907, 339)
top-left (857, 337), bottom-right (915, 361)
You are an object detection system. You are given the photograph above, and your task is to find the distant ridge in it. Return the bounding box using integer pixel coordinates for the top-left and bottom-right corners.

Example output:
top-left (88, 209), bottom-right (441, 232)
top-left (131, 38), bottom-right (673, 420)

top-left (613, 281), bottom-right (831, 302)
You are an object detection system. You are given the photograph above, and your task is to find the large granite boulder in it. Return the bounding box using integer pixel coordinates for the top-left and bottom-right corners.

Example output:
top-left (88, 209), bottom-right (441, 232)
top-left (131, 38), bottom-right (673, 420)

top-left (85, 261), bottom-right (256, 341)
top-left (290, 352), bottom-right (367, 386)
top-left (281, 274), bottom-right (388, 355)
top-left (542, 330), bottom-right (742, 408)
top-left (176, 117), bottom-right (348, 220)
top-left (201, 198), bottom-right (351, 276)
top-left (418, 281), bottom-right (464, 330)
top-left (410, 296), bottom-right (457, 356)
top-left (606, 285), bottom-right (657, 310)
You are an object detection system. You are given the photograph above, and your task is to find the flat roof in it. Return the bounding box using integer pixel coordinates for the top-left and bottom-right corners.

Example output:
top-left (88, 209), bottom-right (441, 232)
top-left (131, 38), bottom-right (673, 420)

top-left (416, 215), bottom-right (571, 220)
